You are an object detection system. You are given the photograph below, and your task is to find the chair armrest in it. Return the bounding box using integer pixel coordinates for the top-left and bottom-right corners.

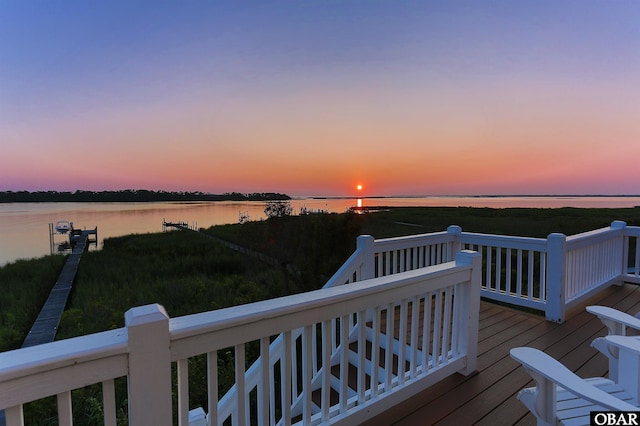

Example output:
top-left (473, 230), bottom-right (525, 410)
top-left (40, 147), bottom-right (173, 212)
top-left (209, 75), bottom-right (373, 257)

top-left (604, 335), bottom-right (640, 402)
top-left (510, 347), bottom-right (637, 411)
top-left (587, 305), bottom-right (640, 335)
top-left (606, 335), bottom-right (640, 354)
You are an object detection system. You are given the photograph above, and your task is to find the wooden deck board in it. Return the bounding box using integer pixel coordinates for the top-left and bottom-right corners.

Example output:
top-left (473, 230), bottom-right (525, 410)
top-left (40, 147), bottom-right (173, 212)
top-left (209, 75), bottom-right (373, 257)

top-left (365, 282), bottom-right (640, 426)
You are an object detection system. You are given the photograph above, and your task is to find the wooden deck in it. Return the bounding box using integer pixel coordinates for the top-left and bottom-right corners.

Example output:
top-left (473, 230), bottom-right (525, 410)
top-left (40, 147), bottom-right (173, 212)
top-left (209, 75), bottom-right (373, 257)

top-left (365, 282), bottom-right (640, 426)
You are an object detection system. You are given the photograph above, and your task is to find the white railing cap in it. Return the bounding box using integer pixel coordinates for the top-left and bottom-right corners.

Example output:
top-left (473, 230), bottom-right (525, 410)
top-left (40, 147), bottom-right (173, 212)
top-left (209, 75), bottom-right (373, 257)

top-left (0, 328), bottom-right (127, 381)
top-left (125, 303), bottom-right (169, 326)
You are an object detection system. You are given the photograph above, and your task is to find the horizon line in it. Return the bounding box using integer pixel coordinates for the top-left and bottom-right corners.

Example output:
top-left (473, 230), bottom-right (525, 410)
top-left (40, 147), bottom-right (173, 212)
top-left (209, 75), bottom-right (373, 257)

top-left (3, 189), bottom-right (640, 199)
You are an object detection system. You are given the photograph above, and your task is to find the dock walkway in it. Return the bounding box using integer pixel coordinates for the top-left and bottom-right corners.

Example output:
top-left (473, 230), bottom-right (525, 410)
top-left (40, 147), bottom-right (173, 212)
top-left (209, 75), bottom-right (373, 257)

top-left (0, 229), bottom-right (94, 425)
top-left (21, 231), bottom-right (92, 348)
top-left (163, 219), bottom-right (287, 268)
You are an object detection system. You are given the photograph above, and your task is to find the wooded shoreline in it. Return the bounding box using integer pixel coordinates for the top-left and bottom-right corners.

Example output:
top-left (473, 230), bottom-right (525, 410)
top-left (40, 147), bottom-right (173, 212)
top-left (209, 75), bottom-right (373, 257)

top-left (0, 190), bottom-right (291, 203)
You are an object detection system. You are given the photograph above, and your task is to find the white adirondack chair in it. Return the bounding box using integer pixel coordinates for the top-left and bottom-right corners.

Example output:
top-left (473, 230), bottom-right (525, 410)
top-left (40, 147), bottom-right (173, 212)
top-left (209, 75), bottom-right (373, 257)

top-left (511, 344), bottom-right (640, 426)
top-left (587, 305), bottom-right (640, 382)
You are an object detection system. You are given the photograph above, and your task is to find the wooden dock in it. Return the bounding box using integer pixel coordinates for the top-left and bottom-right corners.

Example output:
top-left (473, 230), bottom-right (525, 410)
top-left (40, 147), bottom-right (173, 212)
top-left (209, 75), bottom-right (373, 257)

top-left (162, 219), bottom-right (197, 232)
top-left (21, 230), bottom-right (94, 348)
top-left (363, 281), bottom-right (640, 426)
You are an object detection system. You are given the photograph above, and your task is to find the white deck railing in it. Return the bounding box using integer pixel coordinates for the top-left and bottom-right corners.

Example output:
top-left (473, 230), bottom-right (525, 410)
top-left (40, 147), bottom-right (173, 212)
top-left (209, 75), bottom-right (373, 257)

top-left (323, 221), bottom-right (640, 323)
top-left (623, 225), bottom-right (640, 282)
top-left (460, 230), bottom-right (548, 312)
top-left (0, 251), bottom-right (481, 426)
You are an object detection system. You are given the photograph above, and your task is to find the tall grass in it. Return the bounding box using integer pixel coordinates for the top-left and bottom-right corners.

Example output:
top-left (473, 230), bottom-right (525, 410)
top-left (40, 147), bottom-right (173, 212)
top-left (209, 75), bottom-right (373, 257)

top-left (357, 206), bottom-right (640, 238)
top-left (4, 207), bottom-right (640, 349)
top-left (0, 255), bottom-right (65, 351)
top-left (56, 230), bottom-right (285, 338)
top-left (204, 211), bottom-right (365, 292)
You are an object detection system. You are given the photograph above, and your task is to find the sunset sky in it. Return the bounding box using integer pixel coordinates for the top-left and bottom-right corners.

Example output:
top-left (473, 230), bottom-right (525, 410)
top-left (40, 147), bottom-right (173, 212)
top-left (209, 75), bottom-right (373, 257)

top-left (1, 1), bottom-right (639, 197)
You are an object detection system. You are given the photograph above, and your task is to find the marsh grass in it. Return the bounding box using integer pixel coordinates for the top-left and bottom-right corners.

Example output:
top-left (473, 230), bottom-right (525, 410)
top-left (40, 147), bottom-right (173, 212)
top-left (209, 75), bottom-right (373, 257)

top-left (0, 255), bottom-right (66, 351)
top-left (357, 206), bottom-right (640, 238)
top-left (204, 211), bottom-right (365, 291)
top-left (56, 230), bottom-right (284, 338)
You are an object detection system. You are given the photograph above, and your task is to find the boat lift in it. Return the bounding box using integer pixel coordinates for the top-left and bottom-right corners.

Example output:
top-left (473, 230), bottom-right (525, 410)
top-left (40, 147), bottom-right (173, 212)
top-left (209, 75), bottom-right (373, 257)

top-left (49, 221), bottom-right (97, 254)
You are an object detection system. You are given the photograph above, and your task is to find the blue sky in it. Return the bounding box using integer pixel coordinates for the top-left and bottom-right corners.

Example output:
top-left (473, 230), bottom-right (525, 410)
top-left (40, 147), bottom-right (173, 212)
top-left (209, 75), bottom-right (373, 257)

top-left (2, 1), bottom-right (639, 195)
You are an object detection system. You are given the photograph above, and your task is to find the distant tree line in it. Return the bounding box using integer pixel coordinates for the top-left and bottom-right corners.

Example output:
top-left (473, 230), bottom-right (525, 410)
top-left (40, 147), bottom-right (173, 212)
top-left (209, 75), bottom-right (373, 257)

top-left (0, 190), bottom-right (291, 203)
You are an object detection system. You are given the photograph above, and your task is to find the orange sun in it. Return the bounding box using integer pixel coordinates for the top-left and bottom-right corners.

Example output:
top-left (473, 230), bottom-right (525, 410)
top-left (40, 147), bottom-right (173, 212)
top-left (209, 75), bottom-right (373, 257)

top-left (356, 184), bottom-right (363, 191)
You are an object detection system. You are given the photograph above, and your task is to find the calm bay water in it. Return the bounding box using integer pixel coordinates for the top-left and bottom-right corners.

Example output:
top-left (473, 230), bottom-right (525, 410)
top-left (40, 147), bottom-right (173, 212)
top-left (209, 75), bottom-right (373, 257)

top-left (1, 196), bottom-right (639, 267)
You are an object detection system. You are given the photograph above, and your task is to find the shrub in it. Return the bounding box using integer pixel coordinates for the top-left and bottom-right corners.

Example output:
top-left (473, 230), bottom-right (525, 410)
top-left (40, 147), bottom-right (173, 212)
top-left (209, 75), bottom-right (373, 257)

top-left (264, 200), bottom-right (292, 218)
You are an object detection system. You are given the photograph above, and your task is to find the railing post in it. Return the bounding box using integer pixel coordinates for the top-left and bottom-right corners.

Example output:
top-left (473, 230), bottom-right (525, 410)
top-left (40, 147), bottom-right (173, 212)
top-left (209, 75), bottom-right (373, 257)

top-left (612, 220), bottom-right (627, 229)
top-left (546, 233), bottom-right (567, 323)
top-left (457, 250), bottom-right (481, 375)
top-left (447, 225), bottom-right (463, 259)
top-left (358, 235), bottom-right (377, 323)
top-left (612, 221), bottom-right (627, 282)
top-left (125, 304), bottom-right (172, 425)
top-left (357, 235), bottom-right (375, 280)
